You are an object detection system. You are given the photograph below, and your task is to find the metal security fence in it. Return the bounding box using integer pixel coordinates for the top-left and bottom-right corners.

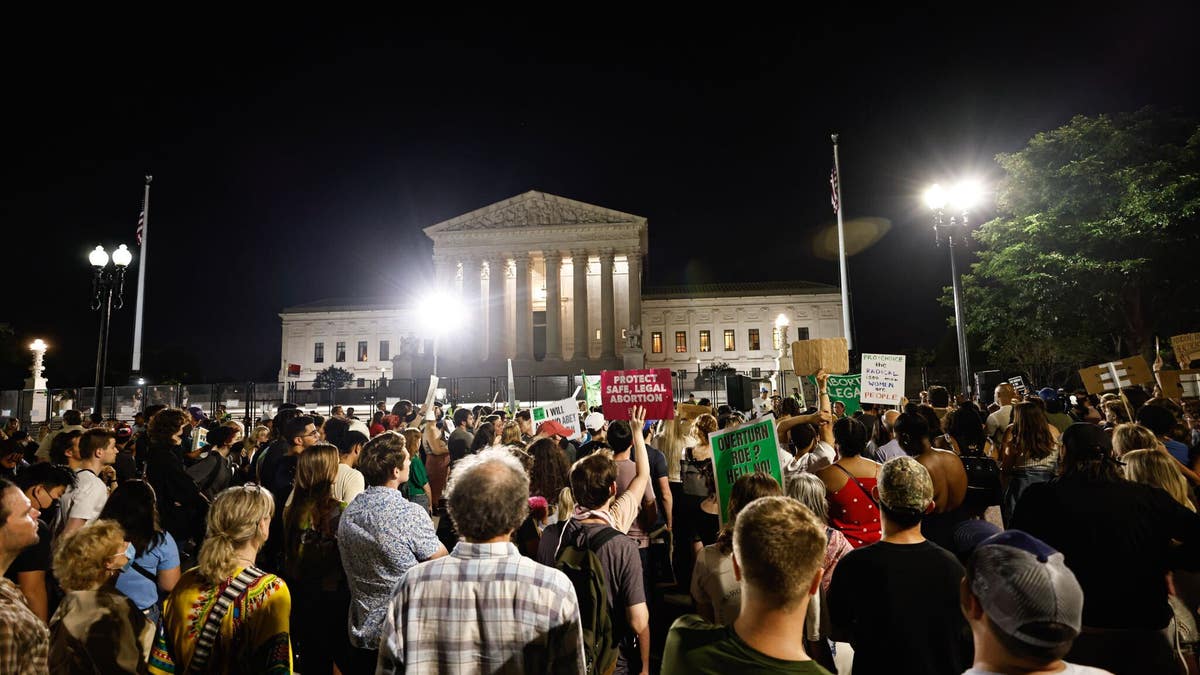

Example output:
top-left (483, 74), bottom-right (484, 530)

top-left (0, 371), bottom-right (780, 428)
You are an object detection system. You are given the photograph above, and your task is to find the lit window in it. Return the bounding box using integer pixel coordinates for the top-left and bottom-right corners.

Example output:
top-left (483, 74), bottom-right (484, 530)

top-left (336, 341), bottom-right (346, 362)
top-left (595, 329), bottom-right (601, 341)
top-left (379, 340), bottom-right (390, 361)
top-left (723, 329), bottom-right (735, 351)
top-left (748, 329), bottom-right (760, 351)
top-left (358, 341), bottom-right (369, 362)
top-left (699, 330), bottom-right (711, 352)
top-left (651, 332), bottom-right (663, 354)
top-left (675, 331), bottom-right (687, 353)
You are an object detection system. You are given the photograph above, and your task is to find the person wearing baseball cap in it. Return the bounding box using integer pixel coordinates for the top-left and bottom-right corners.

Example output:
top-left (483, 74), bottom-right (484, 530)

top-left (827, 456), bottom-right (971, 675)
top-left (578, 411), bottom-right (607, 459)
top-left (1011, 423), bottom-right (1200, 673)
top-left (961, 530), bottom-right (1111, 674)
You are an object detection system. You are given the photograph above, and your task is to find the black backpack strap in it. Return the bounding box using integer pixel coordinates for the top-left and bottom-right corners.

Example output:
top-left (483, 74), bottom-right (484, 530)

top-left (587, 526), bottom-right (622, 553)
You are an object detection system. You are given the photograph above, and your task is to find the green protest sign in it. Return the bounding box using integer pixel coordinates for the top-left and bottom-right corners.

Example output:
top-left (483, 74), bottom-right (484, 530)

top-left (708, 415), bottom-right (784, 524)
top-left (808, 373), bottom-right (861, 416)
top-left (584, 374), bottom-right (602, 410)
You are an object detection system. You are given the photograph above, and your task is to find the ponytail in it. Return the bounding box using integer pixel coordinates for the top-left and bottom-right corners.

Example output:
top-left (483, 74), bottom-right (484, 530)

top-left (197, 486), bottom-right (274, 584)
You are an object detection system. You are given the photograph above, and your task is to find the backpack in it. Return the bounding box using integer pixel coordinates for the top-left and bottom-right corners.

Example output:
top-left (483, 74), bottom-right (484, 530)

top-left (680, 448), bottom-right (709, 497)
top-left (958, 449), bottom-right (1003, 510)
top-left (553, 520), bottom-right (621, 675)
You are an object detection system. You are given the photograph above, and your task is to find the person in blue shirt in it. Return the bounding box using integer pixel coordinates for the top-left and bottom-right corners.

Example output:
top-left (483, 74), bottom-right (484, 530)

top-left (100, 480), bottom-right (181, 625)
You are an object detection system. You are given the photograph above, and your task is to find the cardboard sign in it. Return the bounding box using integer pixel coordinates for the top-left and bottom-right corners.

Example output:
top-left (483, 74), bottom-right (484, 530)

top-left (677, 403), bottom-right (712, 422)
top-left (708, 415), bottom-right (784, 524)
top-left (600, 369), bottom-right (676, 420)
top-left (1171, 333), bottom-right (1200, 368)
top-left (1078, 356), bottom-right (1154, 395)
top-left (1007, 376), bottom-right (1029, 395)
top-left (860, 353), bottom-right (906, 405)
top-left (791, 338), bottom-right (849, 376)
top-left (1159, 370), bottom-right (1200, 400)
top-left (809, 373), bottom-right (862, 416)
top-left (530, 397), bottom-right (582, 438)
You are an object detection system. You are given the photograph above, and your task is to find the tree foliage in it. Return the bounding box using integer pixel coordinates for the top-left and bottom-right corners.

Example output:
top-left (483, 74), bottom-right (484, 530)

top-left (960, 108), bottom-right (1200, 384)
top-left (313, 365), bottom-right (355, 390)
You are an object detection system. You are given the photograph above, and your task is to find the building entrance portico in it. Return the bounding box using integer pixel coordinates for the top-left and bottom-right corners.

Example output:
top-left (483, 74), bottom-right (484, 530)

top-left (420, 190), bottom-right (648, 376)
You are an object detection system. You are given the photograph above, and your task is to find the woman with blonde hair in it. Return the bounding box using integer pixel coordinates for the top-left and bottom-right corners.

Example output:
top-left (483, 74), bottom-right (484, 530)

top-left (50, 519), bottom-right (155, 673)
top-left (1000, 401), bottom-right (1059, 526)
top-left (283, 442), bottom-right (351, 674)
top-left (1111, 422), bottom-right (1163, 457)
top-left (154, 485), bottom-right (291, 674)
top-left (500, 420), bottom-right (525, 448)
top-left (1123, 448), bottom-right (1195, 511)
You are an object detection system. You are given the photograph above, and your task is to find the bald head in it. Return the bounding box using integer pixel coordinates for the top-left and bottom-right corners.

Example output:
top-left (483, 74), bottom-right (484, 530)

top-left (995, 383), bottom-right (1017, 406)
top-left (882, 409), bottom-right (901, 432)
top-left (446, 448), bottom-right (530, 542)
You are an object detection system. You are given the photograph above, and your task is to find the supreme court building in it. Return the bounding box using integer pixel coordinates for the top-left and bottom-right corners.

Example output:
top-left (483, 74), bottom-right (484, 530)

top-left (278, 191), bottom-right (844, 382)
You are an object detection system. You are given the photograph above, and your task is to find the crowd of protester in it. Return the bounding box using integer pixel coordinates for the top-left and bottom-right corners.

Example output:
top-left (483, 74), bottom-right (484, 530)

top-left (0, 369), bottom-right (1197, 674)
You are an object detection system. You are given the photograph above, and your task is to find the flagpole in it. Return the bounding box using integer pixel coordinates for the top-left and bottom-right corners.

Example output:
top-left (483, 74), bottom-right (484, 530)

top-left (131, 175), bottom-right (152, 376)
top-left (831, 135), bottom-right (853, 351)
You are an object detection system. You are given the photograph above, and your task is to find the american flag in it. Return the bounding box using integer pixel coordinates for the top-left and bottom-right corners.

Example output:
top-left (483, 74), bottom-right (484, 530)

top-left (136, 209), bottom-right (145, 246)
top-left (830, 164), bottom-right (840, 214)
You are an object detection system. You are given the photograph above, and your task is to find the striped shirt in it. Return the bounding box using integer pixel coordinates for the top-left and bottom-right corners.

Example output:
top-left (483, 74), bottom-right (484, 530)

top-left (377, 541), bottom-right (585, 675)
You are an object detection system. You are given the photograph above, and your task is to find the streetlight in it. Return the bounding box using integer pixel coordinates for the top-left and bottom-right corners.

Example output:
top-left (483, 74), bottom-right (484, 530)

top-left (90, 244), bottom-right (132, 419)
top-left (418, 290), bottom-right (461, 377)
top-left (774, 313), bottom-right (790, 397)
top-left (924, 181), bottom-right (981, 399)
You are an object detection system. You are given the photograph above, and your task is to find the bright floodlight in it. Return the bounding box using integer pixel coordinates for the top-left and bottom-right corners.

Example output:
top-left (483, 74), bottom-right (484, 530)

top-left (923, 184), bottom-right (947, 210)
top-left (112, 244), bottom-right (133, 267)
top-left (29, 339), bottom-right (46, 352)
top-left (418, 290), bottom-right (461, 333)
top-left (950, 180), bottom-right (983, 211)
top-left (89, 246), bottom-right (109, 267)
top-left (775, 313), bottom-right (789, 327)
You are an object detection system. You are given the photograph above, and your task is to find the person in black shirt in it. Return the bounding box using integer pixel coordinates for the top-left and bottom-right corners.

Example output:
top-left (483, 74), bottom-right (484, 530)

top-left (1011, 422), bottom-right (1200, 675)
top-left (827, 456), bottom-right (971, 675)
top-left (6, 463), bottom-right (75, 623)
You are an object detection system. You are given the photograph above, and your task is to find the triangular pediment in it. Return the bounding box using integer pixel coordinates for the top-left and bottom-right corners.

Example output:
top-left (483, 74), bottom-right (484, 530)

top-left (424, 190), bottom-right (645, 236)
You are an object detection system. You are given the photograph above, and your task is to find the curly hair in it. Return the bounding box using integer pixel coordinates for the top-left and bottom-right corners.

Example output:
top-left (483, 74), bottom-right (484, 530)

top-left (527, 438), bottom-right (570, 504)
top-left (359, 431), bottom-right (408, 487)
top-left (53, 519), bottom-right (126, 591)
top-left (148, 408), bottom-right (189, 446)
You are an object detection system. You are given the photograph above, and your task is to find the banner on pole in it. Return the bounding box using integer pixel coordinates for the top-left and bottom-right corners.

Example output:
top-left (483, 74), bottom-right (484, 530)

top-left (530, 397), bottom-right (582, 438)
top-left (600, 368), bottom-right (675, 420)
top-left (1078, 356), bottom-right (1154, 395)
top-left (808, 373), bottom-right (862, 416)
top-left (708, 414), bottom-right (784, 524)
top-left (860, 353), bottom-right (906, 405)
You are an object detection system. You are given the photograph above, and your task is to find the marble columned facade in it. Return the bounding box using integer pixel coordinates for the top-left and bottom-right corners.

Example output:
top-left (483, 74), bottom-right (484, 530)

top-left (419, 191), bottom-right (649, 376)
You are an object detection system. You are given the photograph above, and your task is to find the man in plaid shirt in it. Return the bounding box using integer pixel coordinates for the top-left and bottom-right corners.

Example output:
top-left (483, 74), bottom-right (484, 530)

top-left (377, 447), bottom-right (585, 674)
top-left (0, 477), bottom-right (49, 674)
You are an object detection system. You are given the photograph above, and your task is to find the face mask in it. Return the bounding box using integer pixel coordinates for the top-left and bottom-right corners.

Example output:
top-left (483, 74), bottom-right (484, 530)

top-left (122, 542), bottom-right (136, 570)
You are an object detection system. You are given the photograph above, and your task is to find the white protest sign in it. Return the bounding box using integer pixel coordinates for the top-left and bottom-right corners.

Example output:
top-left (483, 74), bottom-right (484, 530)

top-left (530, 397), bottom-right (582, 438)
top-left (422, 375), bottom-right (440, 415)
top-left (860, 353), bottom-right (906, 405)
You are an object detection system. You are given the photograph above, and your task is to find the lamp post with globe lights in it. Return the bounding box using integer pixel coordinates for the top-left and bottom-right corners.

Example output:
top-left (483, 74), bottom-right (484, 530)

top-left (924, 181), bottom-right (982, 399)
top-left (89, 244), bottom-right (133, 419)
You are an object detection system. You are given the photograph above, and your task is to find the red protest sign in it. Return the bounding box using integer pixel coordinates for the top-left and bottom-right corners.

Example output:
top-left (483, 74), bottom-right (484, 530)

top-left (600, 369), bottom-right (676, 420)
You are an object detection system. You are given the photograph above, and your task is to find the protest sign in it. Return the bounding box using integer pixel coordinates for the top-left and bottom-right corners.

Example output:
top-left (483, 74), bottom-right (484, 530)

top-left (791, 338), bottom-right (850, 375)
top-left (677, 403), bottom-right (711, 421)
top-left (584, 374), bottom-right (602, 410)
top-left (1078, 356), bottom-right (1154, 395)
top-left (1159, 370), bottom-right (1200, 400)
top-left (600, 369), bottom-right (675, 420)
top-left (1171, 332), bottom-right (1200, 368)
top-left (422, 375), bottom-right (440, 414)
top-left (708, 415), bottom-right (784, 524)
top-left (1007, 376), bottom-right (1028, 396)
top-left (808, 373), bottom-right (862, 416)
top-left (530, 397), bottom-right (582, 438)
top-left (860, 353), bottom-right (906, 405)
top-left (190, 426), bottom-right (208, 453)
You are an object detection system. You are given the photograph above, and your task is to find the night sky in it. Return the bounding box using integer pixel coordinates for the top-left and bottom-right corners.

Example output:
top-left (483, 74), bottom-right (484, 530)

top-left (4, 11), bottom-right (1198, 386)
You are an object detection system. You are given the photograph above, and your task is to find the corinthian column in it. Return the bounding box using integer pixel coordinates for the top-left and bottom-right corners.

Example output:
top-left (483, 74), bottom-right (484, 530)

top-left (485, 254), bottom-right (506, 361)
top-left (514, 253), bottom-right (533, 360)
top-left (544, 251), bottom-right (563, 360)
top-left (626, 251), bottom-right (642, 336)
top-left (572, 250), bottom-right (590, 360)
top-left (599, 249), bottom-right (616, 359)
top-left (461, 256), bottom-right (484, 360)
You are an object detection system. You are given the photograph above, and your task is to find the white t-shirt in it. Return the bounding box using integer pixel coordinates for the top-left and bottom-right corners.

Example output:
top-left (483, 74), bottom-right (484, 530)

top-left (54, 469), bottom-right (108, 535)
top-left (963, 663), bottom-right (1112, 675)
top-left (333, 463), bottom-right (366, 504)
top-left (783, 440), bottom-right (834, 475)
top-left (985, 405), bottom-right (1012, 447)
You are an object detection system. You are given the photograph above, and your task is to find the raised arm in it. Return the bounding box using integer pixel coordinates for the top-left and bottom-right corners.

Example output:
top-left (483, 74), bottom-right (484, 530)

top-left (815, 369), bottom-right (834, 445)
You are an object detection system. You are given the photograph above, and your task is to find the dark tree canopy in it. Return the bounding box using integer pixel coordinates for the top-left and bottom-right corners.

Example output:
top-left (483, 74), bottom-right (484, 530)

top-left (960, 108), bottom-right (1200, 384)
top-left (313, 365), bottom-right (355, 390)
